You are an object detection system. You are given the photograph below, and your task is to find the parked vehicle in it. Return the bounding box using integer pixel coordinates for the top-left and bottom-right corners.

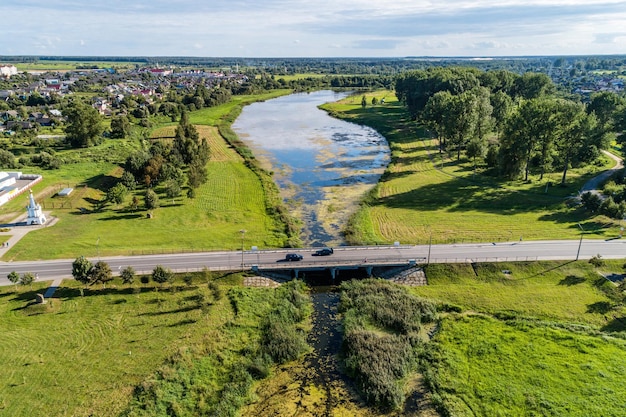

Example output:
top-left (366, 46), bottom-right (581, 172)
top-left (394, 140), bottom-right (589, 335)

top-left (285, 253), bottom-right (303, 261)
top-left (313, 247), bottom-right (334, 256)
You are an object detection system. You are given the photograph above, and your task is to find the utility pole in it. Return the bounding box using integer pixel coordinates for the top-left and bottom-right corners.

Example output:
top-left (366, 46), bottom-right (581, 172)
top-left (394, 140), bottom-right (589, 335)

top-left (239, 229), bottom-right (246, 271)
top-left (576, 223), bottom-right (584, 261)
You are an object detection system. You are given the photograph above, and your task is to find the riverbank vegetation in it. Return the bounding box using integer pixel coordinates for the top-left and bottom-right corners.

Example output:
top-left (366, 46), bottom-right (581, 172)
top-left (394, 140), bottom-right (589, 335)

top-left (0, 274), bottom-right (311, 417)
top-left (339, 279), bottom-right (438, 410)
top-left (322, 90), bottom-right (620, 244)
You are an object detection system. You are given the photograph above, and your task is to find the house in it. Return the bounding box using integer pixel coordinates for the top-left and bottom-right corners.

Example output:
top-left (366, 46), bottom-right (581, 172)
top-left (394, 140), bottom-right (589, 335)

top-left (0, 90), bottom-right (14, 99)
top-left (6, 121), bottom-right (34, 130)
top-left (0, 110), bottom-right (18, 121)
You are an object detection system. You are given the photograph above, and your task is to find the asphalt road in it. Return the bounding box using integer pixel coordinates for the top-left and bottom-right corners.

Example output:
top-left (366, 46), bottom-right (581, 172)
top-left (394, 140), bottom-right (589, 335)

top-left (1, 238), bottom-right (625, 286)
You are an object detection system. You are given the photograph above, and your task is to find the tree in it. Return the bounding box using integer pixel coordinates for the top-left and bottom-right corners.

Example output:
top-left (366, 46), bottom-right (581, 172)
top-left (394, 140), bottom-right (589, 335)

top-left (20, 272), bottom-right (36, 290)
top-left (72, 256), bottom-right (93, 285)
top-left (490, 91), bottom-right (514, 139)
top-left (423, 91), bottom-right (452, 152)
top-left (165, 180), bottom-right (182, 203)
top-left (587, 91), bottom-right (623, 133)
top-left (7, 270), bottom-right (19, 290)
top-left (499, 98), bottom-right (559, 181)
top-left (120, 266), bottom-right (136, 286)
top-left (120, 170), bottom-right (137, 191)
top-left (187, 159), bottom-right (207, 189)
top-left (512, 72), bottom-right (555, 100)
top-left (90, 261), bottom-right (113, 288)
top-left (152, 265), bottom-right (174, 287)
top-left (553, 100), bottom-right (592, 185)
top-left (110, 115), bottom-right (131, 139)
top-left (129, 195), bottom-right (140, 212)
top-left (443, 91), bottom-right (479, 161)
top-left (106, 183), bottom-right (128, 206)
top-left (0, 149), bottom-right (18, 169)
top-left (144, 189), bottom-right (159, 210)
top-left (361, 95), bottom-right (367, 108)
top-left (64, 101), bottom-right (104, 148)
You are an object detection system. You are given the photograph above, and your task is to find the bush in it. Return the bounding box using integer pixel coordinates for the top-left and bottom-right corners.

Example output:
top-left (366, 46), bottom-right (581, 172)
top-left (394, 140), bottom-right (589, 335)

top-left (589, 254), bottom-right (605, 267)
top-left (339, 279), bottom-right (437, 410)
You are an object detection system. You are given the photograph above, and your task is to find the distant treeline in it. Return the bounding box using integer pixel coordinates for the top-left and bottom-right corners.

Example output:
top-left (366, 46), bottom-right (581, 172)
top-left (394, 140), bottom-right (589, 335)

top-left (2, 55), bottom-right (626, 75)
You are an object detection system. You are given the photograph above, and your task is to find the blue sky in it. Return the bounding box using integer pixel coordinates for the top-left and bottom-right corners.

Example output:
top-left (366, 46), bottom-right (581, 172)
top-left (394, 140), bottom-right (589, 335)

top-left (2, 0), bottom-right (625, 57)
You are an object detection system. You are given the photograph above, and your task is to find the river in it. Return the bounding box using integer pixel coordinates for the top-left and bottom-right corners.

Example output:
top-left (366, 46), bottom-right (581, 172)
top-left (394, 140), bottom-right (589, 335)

top-left (232, 90), bottom-right (390, 246)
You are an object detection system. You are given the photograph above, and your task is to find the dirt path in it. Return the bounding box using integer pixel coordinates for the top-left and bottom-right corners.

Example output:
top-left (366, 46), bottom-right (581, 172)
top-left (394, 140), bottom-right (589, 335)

top-left (580, 150), bottom-right (624, 194)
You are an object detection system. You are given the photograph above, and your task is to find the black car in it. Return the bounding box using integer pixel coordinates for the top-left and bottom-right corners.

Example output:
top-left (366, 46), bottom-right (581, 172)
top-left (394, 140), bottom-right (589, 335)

top-left (285, 253), bottom-right (303, 261)
top-left (313, 247), bottom-right (334, 256)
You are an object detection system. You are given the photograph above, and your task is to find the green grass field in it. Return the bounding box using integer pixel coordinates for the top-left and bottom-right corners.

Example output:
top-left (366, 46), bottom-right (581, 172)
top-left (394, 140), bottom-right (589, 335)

top-left (425, 315), bottom-right (626, 416)
top-left (409, 260), bottom-right (626, 416)
top-left (0, 92), bottom-right (293, 261)
top-left (321, 91), bottom-right (620, 245)
top-left (0, 273), bottom-right (237, 417)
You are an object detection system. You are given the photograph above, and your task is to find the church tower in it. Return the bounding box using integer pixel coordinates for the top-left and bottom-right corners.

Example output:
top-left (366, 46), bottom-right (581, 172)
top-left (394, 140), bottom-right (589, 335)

top-left (26, 190), bottom-right (46, 225)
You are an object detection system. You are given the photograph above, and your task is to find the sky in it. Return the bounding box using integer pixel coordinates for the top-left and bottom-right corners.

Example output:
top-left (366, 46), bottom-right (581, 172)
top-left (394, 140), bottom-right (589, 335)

top-left (1, 0), bottom-right (626, 58)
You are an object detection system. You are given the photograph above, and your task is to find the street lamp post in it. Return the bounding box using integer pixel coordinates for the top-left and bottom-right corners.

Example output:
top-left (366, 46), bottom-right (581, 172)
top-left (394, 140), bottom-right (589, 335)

top-left (576, 223), bottom-right (584, 261)
top-left (239, 229), bottom-right (246, 271)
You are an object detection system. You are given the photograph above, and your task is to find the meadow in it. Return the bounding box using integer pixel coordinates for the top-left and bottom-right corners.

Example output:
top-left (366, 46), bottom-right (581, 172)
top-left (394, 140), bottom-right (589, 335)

top-left (0, 272), bottom-right (239, 416)
top-left (409, 260), bottom-right (626, 416)
top-left (321, 92), bottom-right (620, 245)
top-left (0, 91), bottom-right (293, 261)
top-left (0, 273), bottom-right (311, 417)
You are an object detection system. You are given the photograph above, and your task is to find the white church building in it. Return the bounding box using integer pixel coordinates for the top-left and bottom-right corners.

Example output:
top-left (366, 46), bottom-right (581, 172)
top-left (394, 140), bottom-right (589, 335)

top-left (26, 190), bottom-right (46, 225)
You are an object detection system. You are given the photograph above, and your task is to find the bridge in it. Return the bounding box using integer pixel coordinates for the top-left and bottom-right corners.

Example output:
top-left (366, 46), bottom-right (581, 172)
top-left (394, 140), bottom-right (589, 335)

top-left (251, 257), bottom-right (426, 282)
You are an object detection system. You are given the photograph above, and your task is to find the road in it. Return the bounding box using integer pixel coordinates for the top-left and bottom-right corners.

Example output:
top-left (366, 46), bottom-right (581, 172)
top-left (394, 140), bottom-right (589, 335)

top-left (1, 238), bottom-right (625, 286)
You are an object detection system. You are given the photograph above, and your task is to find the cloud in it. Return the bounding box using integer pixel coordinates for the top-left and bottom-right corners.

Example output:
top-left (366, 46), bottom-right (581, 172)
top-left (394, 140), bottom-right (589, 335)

top-left (352, 39), bottom-right (405, 50)
top-left (593, 33), bottom-right (626, 44)
top-left (2, 0), bottom-right (626, 56)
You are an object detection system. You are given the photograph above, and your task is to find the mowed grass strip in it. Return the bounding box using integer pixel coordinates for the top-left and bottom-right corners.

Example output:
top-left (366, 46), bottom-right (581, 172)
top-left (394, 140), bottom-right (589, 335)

top-left (425, 315), bottom-right (626, 416)
top-left (322, 91), bottom-right (618, 244)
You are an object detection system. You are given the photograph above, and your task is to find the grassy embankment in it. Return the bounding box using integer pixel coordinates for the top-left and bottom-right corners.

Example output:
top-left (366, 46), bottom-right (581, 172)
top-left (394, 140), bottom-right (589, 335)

top-left (1, 90), bottom-right (296, 261)
top-left (409, 260), bottom-right (626, 416)
top-left (0, 275), bottom-right (311, 417)
top-left (320, 91), bottom-right (619, 245)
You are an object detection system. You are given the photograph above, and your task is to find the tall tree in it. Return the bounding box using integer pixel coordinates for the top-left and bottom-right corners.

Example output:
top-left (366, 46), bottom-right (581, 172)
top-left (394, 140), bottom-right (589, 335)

top-left (490, 91), bottom-right (514, 139)
top-left (554, 101), bottom-right (595, 185)
top-left (422, 91), bottom-right (453, 152)
top-left (587, 91), bottom-right (624, 133)
top-left (442, 91), bottom-right (479, 161)
top-left (110, 115), bottom-right (131, 139)
top-left (64, 101), bottom-right (104, 148)
top-left (512, 72), bottom-right (555, 100)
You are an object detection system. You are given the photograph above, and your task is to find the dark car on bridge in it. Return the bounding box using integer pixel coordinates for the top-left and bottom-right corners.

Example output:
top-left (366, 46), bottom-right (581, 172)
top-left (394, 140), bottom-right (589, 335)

top-left (285, 253), bottom-right (303, 261)
top-left (312, 247), bottom-right (334, 256)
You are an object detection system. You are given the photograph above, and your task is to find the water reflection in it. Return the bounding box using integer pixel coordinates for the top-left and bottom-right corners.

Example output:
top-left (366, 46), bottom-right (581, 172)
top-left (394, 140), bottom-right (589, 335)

top-left (232, 91), bottom-right (390, 246)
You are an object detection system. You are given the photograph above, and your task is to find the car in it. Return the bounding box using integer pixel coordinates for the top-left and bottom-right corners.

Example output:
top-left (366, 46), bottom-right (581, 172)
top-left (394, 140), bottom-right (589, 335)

top-left (285, 253), bottom-right (303, 261)
top-left (313, 247), bottom-right (334, 256)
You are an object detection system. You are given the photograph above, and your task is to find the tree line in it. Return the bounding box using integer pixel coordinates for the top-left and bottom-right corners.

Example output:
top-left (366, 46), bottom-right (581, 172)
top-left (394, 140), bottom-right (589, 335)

top-left (395, 67), bottom-right (625, 185)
